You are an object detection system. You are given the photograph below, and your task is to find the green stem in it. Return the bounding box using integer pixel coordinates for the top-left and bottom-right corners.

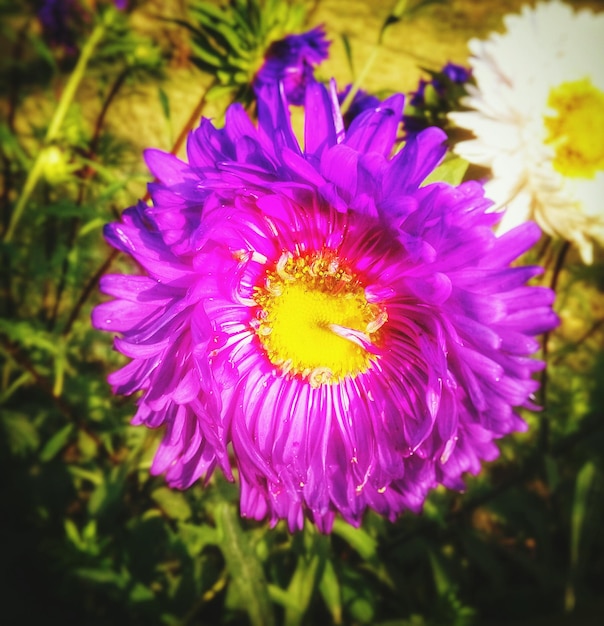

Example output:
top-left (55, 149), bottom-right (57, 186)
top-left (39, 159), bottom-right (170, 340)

top-left (340, 45), bottom-right (380, 117)
top-left (538, 240), bottom-right (570, 453)
top-left (3, 20), bottom-right (107, 243)
top-left (339, 0), bottom-right (413, 117)
top-left (215, 500), bottom-right (275, 626)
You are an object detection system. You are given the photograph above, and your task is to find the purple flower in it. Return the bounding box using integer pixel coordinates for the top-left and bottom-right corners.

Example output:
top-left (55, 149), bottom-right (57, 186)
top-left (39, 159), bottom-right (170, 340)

top-left (35, 0), bottom-right (126, 52)
top-left (338, 85), bottom-right (382, 128)
top-left (441, 61), bottom-right (472, 85)
top-left (254, 26), bottom-right (330, 105)
top-left (93, 82), bottom-right (558, 532)
top-left (36, 0), bottom-right (81, 52)
top-left (404, 62), bottom-right (473, 138)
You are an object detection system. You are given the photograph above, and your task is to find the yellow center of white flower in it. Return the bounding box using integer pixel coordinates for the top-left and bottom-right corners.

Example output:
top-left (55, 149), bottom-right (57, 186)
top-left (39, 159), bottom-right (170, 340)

top-left (544, 78), bottom-right (604, 178)
top-left (252, 251), bottom-right (386, 387)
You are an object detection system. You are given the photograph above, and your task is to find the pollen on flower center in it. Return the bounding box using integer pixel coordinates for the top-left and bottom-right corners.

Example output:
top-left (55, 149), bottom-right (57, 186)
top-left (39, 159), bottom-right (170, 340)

top-left (544, 78), bottom-right (604, 178)
top-left (252, 251), bottom-right (387, 387)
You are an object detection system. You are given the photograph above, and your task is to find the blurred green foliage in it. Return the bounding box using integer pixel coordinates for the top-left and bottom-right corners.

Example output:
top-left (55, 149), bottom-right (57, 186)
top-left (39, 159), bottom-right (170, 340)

top-left (1, 1), bottom-right (603, 625)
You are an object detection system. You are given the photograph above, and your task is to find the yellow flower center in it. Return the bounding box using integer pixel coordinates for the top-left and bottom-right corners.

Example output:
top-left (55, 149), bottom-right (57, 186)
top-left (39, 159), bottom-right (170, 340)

top-left (544, 78), bottom-right (604, 178)
top-left (252, 251), bottom-right (387, 387)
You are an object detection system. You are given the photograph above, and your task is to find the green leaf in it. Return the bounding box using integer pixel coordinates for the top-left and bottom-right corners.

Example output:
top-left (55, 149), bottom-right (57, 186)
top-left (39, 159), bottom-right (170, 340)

top-left (77, 428), bottom-right (98, 460)
top-left (178, 522), bottom-right (219, 556)
top-left (341, 565), bottom-right (376, 624)
top-left (68, 464), bottom-right (104, 486)
top-left (544, 453), bottom-right (560, 492)
top-left (27, 32), bottom-right (58, 72)
top-left (332, 518), bottom-right (378, 561)
top-left (39, 423), bottom-right (74, 462)
top-left (341, 34), bottom-right (354, 76)
top-left (129, 582), bottom-right (155, 603)
top-left (268, 584), bottom-right (301, 611)
top-left (1, 410), bottom-right (40, 456)
top-left (427, 547), bottom-right (453, 597)
top-left (283, 529), bottom-right (326, 626)
top-left (319, 558), bottom-right (342, 625)
top-left (74, 566), bottom-right (130, 589)
top-left (216, 500), bottom-right (275, 626)
top-left (151, 486), bottom-right (193, 521)
top-left (566, 460), bottom-right (601, 611)
top-left (158, 87), bottom-right (171, 121)
top-left (88, 465), bottom-right (129, 518)
top-left (0, 319), bottom-right (59, 356)
top-left (423, 154), bottom-right (469, 186)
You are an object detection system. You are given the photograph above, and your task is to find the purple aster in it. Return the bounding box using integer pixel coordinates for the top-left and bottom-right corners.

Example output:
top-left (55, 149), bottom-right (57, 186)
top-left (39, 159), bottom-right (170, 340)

top-left (338, 84), bottom-right (382, 129)
top-left (441, 61), bottom-right (472, 85)
top-left (403, 62), bottom-right (473, 138)
top-left (254, 26), bottom-right (330, 105)
top-left (36, 0), bottom-right (81, 52)
top-left (93, 81), bottom-right (558, 532)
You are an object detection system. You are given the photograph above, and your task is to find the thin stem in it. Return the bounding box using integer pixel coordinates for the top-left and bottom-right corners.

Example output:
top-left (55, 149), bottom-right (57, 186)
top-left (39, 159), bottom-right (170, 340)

top-left (215, 499), bottom-right (275, 626)
top-left (62, 248), bottom-right (118, 336)
top-left (341, 0), bottom-right (426, 116)
top-left (0, 333), bottom-right (122, 463)
top-left (3, 20), bottom-right (107, 243)
top-left (50, 69), bottom-right (130, 331)
top-left (340, 46), bottom-right (380, 116)
top-left (178, 569), bottom-right (229, 626)
top-left (538, 240), bottom-right (570, 453)
top-left (170, 82), bottom-right (215, 158)
top-left (62, 83), bottom-right (214, 333)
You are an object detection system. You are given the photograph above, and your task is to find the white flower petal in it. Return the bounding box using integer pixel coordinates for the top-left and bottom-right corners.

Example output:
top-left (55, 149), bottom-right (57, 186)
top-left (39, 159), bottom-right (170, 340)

top-left (450, 1), bottom-right (604, 262)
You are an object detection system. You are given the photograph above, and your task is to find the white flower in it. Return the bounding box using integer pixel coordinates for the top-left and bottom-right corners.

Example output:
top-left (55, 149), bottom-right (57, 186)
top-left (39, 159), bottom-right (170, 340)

top-left (449, 1), bottom-right (604, 264)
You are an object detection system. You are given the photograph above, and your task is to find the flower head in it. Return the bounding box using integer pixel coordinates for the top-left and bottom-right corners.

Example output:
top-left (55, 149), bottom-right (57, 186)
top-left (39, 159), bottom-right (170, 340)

top-left (255, 26), bottom-right (330, 104)
top-left (93, 82), bottom-right (558, 532)
top-left (403, 62), bottom-right (472, 139)
top-left (338, 85), bottom-right (381, 129)
top-left (36, 0), bottom-right (82, 53)
top-left (449, 1), bottom-right (604, 264)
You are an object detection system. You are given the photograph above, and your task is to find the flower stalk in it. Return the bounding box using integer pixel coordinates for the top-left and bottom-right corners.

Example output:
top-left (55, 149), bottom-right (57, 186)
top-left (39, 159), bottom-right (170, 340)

top-left (215, 498), bottom-right (275, 626)
top-left (3, 19), bottom-right (107, 243)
